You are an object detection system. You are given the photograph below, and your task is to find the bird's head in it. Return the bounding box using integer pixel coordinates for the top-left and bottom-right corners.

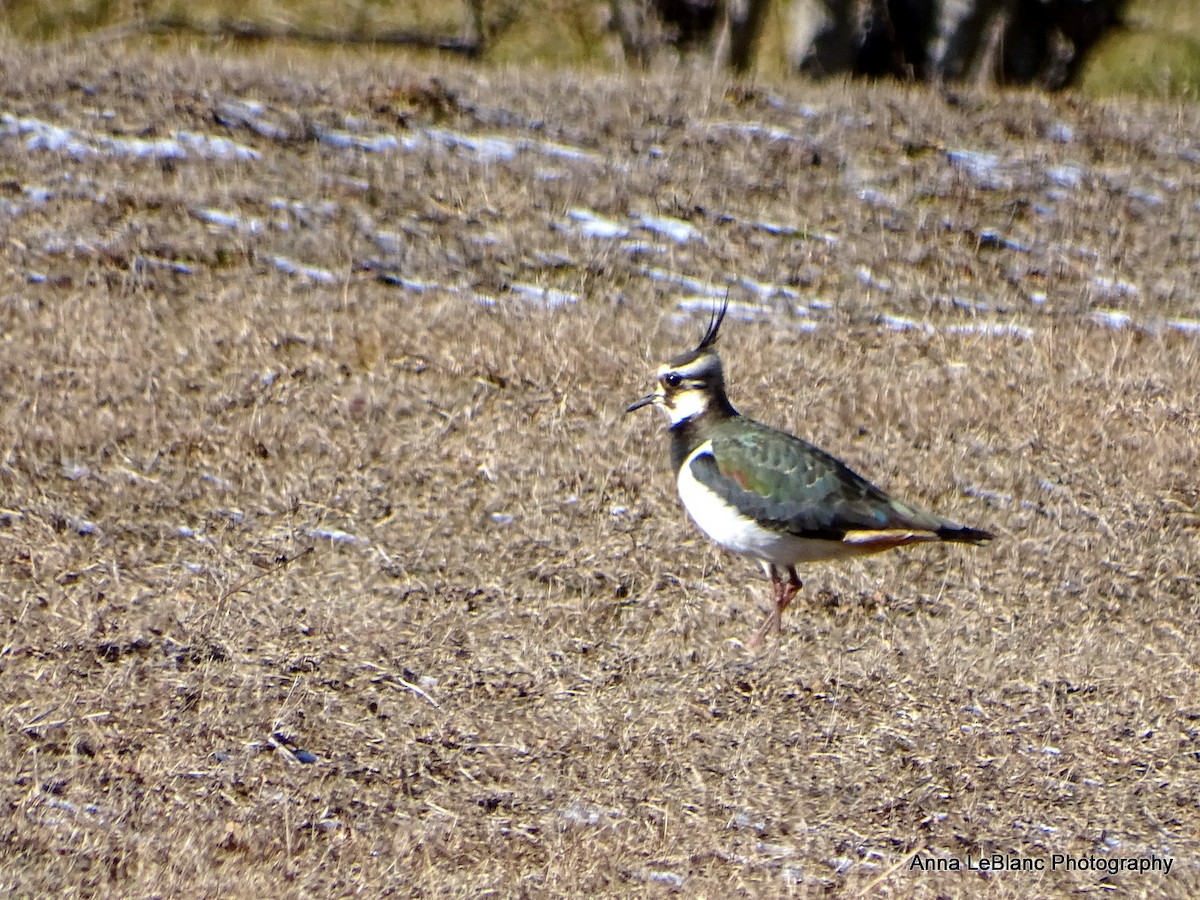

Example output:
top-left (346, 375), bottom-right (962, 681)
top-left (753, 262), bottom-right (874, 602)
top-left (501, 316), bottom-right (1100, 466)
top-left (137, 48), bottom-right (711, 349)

top-left (627, 300), bottom-right (733, 427)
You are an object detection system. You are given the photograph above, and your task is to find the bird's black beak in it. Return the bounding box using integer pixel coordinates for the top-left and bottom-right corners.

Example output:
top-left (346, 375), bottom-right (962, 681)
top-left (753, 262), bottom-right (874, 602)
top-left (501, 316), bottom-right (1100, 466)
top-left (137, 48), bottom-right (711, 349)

top-left (626, 394), bottom-right (655, 413)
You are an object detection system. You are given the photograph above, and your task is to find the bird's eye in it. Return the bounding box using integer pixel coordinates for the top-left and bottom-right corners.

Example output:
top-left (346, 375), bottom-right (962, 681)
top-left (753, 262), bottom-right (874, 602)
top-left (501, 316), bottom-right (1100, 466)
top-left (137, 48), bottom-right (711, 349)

top-left (663, 373), bottom-right (683, 388)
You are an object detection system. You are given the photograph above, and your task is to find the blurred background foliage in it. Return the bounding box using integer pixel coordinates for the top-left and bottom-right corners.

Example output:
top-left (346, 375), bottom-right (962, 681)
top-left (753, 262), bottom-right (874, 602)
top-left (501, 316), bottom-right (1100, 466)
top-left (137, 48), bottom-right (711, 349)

top-left (0, 0), bottom-right (1196, 98)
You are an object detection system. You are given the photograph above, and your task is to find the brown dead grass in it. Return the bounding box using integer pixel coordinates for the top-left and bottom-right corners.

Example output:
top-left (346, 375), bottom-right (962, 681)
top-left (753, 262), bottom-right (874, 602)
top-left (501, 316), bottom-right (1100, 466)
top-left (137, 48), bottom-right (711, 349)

top-left (1, 38), bottom-right (1199, 898)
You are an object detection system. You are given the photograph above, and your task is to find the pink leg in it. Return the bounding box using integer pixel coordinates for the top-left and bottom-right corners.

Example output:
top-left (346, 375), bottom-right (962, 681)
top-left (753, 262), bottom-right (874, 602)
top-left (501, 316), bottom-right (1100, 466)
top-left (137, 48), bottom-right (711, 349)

top-left (748, 566), bottom-right (803, 649)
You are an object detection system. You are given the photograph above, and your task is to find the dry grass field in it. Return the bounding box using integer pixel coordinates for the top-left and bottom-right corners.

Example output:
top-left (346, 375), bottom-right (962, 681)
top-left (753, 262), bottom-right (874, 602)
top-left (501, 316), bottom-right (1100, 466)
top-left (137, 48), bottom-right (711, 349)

top-left (1, 36), bottom-right (1199, 897)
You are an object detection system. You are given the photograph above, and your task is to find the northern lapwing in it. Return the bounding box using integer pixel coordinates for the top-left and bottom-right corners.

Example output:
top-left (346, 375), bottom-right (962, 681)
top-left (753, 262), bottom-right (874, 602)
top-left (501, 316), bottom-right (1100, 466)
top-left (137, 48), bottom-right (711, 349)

top-left (627, 301), bottom-right (994, 647)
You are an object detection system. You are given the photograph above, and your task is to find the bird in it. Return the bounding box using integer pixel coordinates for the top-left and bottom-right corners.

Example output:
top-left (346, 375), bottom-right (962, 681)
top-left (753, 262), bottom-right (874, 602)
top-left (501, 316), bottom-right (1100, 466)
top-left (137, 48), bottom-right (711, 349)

top-left (627, 300), bottom-right (994, 648)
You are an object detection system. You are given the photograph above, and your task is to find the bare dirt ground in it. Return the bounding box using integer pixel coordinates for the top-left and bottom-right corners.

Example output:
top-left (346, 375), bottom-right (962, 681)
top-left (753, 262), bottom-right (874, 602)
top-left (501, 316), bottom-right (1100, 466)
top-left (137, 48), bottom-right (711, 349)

top-left (1, 37), bottom-right (1199, 897)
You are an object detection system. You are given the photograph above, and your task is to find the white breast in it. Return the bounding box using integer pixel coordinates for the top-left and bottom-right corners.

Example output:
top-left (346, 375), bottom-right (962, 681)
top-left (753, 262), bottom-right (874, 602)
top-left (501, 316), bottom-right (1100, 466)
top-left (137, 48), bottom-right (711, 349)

top-left (676, 441), bottom-right (860, 566)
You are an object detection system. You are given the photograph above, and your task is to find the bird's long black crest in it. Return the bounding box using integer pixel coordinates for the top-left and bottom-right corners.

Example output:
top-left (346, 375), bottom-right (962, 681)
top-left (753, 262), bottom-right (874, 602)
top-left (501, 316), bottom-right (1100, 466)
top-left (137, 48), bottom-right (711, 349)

top-left (696, 297), bottom-right (728, 352)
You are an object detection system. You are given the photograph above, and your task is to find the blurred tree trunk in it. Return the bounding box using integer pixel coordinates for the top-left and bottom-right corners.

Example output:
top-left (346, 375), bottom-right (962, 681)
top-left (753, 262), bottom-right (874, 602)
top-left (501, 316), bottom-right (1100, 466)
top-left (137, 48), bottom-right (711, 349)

top-left (610, 0), bottom-right (654, 67)
top-left (719, 0), bottom-right (771, 74)
top-left (786, 0), bottom-right (1123, 90)
top-left (463, 0), bottom-right (485, 52)
top-left (930, 0), bottom-right (1011, 83)
top-left (787, 0), bottom-right (861, 75)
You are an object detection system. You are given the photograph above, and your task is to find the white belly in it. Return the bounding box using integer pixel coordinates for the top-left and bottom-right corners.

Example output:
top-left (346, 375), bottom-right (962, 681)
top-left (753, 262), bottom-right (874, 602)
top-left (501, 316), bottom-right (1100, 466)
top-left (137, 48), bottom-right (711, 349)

top-left (676, 442), bottom-right (856, 566)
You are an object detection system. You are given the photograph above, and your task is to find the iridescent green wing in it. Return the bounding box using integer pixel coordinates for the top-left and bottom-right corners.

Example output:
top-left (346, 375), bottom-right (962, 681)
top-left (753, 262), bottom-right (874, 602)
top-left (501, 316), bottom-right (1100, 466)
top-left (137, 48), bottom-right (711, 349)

top-left (696, 419), bottom-right (945, 538)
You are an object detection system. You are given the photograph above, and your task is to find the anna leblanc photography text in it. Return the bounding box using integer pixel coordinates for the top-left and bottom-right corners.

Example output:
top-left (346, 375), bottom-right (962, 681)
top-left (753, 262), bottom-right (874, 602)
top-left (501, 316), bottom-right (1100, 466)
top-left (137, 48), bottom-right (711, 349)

top-left (910, 853), bottom-right (1174, 875)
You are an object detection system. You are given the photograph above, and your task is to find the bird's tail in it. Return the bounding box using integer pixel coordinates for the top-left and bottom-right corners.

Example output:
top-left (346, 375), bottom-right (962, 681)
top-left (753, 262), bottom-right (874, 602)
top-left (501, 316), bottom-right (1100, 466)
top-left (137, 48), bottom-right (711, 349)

top-left (937, 522), bottom-right (995, 544)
